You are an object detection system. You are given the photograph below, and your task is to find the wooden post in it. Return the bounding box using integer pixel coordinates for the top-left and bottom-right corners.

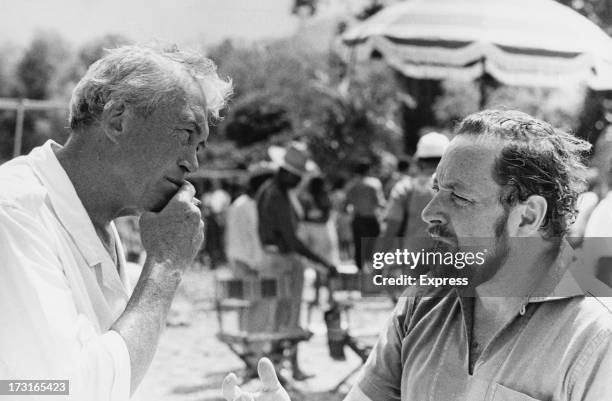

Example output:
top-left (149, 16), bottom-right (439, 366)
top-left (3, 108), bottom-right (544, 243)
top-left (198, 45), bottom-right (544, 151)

top-left (12, 99), bottom-right (25, 158)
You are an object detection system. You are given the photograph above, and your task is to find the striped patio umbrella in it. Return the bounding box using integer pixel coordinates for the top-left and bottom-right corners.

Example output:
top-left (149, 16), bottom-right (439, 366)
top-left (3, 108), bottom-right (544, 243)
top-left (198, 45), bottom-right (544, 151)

top-left (342, 0), bottom-right (612, 90)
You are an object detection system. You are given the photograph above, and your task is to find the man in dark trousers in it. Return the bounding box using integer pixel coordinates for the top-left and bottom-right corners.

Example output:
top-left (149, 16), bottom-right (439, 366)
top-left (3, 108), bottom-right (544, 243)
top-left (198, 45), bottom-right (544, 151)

top-left (257, 141), bottom-right (337, 380)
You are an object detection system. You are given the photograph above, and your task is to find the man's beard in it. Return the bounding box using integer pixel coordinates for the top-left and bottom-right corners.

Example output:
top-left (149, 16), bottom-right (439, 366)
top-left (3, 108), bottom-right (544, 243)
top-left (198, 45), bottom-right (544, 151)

top-left (429, 210), bottom-right (511, 290)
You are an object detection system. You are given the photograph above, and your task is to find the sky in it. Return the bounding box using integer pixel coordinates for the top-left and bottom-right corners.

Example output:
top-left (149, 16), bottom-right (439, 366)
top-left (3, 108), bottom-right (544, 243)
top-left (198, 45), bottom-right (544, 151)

top-left (0, 0), bottom-right (373, 49)
top-left (1, 0), bottom-right (303, 48)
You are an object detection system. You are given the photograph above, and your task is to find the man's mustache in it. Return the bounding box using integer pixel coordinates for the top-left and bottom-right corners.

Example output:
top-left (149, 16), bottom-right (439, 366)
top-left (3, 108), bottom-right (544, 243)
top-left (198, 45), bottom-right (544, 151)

top-left (427, 225), bottom-right (455, 238)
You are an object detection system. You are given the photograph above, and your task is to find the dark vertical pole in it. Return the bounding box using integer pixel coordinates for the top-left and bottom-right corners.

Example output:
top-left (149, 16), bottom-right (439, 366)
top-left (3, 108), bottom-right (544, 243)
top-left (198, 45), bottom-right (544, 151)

top-left (13, 99), bottom-right (25, 158)
top-left (479, 58), bottom-right (487, 109)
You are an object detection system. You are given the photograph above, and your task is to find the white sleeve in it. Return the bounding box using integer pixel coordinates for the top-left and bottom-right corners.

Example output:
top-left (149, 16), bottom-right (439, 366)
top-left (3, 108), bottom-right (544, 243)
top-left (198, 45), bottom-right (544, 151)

top-left (0, 202), bottom-right (131, 401)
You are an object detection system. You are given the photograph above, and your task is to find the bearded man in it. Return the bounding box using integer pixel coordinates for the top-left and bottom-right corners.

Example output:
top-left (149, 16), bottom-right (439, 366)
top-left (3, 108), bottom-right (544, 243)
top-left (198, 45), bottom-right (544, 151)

top-left (223, 109), bottom-right (612, 401)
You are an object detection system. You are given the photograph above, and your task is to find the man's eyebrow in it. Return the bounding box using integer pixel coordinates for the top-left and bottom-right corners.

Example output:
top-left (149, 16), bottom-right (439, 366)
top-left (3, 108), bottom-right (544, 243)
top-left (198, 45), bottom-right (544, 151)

top-left (437, 178), bottom-right (469, 191)
top-left (178, 115), bottom-right (203, 136)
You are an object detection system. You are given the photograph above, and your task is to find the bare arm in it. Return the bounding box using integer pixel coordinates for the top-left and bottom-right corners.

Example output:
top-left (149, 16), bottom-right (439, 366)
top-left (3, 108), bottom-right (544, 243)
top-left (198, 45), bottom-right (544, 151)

top-left (111, 182), bottom-right (203, 394)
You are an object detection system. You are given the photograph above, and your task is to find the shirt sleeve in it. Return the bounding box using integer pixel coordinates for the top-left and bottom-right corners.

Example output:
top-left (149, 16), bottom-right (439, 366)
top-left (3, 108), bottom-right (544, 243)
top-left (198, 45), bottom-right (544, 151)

top-left (569, 329), bottom-right (612, 401)
top-left (356, 297), bottom-right (414, 401)
top-left (383, 180), bottom-right (411, 224)
top-left (0, 202), bottom-right (131, 401)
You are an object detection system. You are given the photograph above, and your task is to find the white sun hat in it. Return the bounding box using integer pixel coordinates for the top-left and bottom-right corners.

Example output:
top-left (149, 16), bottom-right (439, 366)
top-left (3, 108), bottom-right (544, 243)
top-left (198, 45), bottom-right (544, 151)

top-left (415, 132), bottom-right (450, 159)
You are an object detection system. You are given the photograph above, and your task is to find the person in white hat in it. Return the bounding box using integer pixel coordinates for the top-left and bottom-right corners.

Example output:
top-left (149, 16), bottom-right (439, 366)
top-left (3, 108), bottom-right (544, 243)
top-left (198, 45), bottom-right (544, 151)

top-left (376, 131), bottom-right (450, 298)
top-left (256, 141), bottom-right (336, 380)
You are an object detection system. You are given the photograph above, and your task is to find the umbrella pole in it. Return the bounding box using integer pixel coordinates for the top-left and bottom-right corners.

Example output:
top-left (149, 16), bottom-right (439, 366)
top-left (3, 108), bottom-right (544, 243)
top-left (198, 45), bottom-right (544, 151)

top-left (479, 77), bottom-right (487, 109)
top-left (479, 58), bottom-right (487, 109)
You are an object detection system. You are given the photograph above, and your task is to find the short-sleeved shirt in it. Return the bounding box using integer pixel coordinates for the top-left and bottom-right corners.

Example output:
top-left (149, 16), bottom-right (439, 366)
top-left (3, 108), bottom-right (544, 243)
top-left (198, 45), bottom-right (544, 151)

top-left (225, 194), bottom-right (264, 268)
top-left (357, 242), bottom-right (612, 401)
top-left (383, 175), bottom-right (434, 250)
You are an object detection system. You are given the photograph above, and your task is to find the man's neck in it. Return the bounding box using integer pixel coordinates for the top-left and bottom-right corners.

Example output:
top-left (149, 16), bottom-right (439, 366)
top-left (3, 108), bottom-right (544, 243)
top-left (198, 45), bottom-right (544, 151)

top-left (54, 135), bottom-right (122, 236)
top-left (473, 238), bottom-right (560, 329)
top-left (476, 238), bottom-right (558, 298)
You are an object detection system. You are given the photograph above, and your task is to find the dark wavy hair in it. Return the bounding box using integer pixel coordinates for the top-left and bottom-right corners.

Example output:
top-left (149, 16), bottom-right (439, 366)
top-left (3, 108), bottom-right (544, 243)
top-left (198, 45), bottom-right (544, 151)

top-left (456, 110), bottom-right (592, 238)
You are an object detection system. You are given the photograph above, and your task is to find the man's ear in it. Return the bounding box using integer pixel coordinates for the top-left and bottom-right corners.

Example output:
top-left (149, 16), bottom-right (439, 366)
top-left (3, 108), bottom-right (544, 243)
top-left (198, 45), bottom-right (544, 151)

top-left (517, 194), bottom-right (548, 236)
top-left (101, 101), bottom-right (126, 144)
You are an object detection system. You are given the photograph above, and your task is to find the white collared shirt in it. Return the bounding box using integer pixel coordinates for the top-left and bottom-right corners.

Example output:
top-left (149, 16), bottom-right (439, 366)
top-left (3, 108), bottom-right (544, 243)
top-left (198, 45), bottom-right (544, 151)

top-left (0, 141), bottom-right (132, 400)
top-left (225, 194), bottom-right (264, 269)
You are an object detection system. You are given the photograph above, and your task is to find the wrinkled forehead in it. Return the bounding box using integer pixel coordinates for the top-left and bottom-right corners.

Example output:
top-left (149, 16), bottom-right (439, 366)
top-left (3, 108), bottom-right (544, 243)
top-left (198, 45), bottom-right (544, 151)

top-left (436, 135), bottom-right (502, 195)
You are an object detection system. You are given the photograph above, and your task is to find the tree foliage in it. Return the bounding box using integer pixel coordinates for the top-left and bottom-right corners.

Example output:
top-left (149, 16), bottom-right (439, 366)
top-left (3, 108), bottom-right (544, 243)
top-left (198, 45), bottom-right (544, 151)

top-left (15, 31), bottom-right (68, 100)
top-left (207, 38), bottom-right (402, 178)
top-left (224, 91), bottom-right (292, 147)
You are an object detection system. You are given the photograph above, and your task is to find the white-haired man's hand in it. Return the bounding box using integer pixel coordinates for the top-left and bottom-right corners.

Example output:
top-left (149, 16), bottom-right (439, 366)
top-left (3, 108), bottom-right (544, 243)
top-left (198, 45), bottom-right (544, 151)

top-left (222, 358), bottom-right (290, 401)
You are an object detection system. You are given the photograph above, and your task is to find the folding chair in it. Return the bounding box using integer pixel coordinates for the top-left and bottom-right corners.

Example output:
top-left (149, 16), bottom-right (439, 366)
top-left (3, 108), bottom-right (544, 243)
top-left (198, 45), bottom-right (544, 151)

top-left (215, 271), bottom-right (313, 383)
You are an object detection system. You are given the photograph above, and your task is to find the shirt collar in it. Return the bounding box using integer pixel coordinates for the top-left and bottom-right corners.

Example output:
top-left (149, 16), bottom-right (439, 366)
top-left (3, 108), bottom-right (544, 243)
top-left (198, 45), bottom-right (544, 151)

top-left (526, 239), bottom-right (589, 304)
top-left (455, 239), bottom-right (587, 305)
top-left (26, 140), bottom-right (110, 268)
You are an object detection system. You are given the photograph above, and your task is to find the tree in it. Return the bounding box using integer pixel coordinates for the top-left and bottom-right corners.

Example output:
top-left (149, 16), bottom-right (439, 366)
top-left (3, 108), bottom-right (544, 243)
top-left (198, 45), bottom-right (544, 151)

top-left (11, 31), bottom-right (70, 156)
top-left (224, 91), bottom-right (292, 147)
top-left (208, 38), bottom-right (402, 178)
top-left (15, 31), bottom-right (68, 100)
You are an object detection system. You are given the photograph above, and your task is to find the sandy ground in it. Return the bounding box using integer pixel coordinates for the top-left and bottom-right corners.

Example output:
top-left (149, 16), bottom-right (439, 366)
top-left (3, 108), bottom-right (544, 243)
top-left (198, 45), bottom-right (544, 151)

top-left (132, 267), bottom-right (395, 401)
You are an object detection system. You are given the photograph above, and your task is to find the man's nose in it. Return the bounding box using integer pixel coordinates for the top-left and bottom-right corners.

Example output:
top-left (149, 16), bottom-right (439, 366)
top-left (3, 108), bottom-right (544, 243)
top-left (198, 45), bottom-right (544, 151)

top-left (421, 194), bottom-right (446, 226)
top-left (179, 149), bottom-right (199, 173)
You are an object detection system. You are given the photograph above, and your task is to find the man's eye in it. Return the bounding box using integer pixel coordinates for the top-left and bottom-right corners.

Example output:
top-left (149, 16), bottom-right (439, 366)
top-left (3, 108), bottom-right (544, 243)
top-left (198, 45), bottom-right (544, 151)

top-left (432, 184), bottom-right (439, 193)
top-left (174, 130), bottom-right (190, 144)
top-left (451, 193), bottom-right (470, 204)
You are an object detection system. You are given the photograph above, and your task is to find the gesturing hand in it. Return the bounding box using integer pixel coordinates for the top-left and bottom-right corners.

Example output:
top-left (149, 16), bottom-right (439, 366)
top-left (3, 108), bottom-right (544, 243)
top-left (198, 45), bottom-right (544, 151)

top-left (222, 358), bottom-right (290, 401)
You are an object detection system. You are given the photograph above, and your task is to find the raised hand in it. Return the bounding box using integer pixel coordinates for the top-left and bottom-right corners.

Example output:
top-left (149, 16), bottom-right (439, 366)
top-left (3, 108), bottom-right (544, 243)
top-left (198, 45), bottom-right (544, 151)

top-left (139, 181), bottom-right (204, 272)
top-left (222, 358), bottom-right (290, 401)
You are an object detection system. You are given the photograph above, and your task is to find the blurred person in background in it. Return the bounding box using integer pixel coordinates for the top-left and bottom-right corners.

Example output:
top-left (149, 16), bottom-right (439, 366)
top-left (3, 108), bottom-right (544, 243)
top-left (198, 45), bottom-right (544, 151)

top-left (298, 174), bottom-right (341, 306)
top-left (202, 178), bottom-right (231, 269)
top-left (383, 156), bottom-right (411, 199)
top-left (223, 110), bottom-right (612, 401)
top-left (375, 132), bottom-right (449, 299)
top-left (0, 44), bottom-right (232, 400)
top-left (377, 133), bottom-right (449, 260)
top-left (224, 162), bottom-right (275, 377)
top-left (226, 163), bottom-right (275, 274)
top-left (330, 176), bottom-right (353, 260)
top-left (583, 162), bottom-right (612, 286)
top-left (257, 142), bottom-right (337, 380)
top-left (568, 167), bottom-right (601, 248)
top-left (344, 159), bottom-right (386, 270)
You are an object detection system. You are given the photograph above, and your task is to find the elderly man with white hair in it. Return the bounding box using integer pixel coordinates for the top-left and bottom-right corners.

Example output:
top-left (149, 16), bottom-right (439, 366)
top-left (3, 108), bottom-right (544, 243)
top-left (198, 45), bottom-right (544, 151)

top-left (0, 45), bottom-right (232, 400)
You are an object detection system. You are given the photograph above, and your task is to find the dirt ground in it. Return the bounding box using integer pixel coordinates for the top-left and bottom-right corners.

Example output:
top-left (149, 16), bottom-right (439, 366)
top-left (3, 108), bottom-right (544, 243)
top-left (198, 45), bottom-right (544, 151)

top-left (133, 266), bottom-right (395, 401)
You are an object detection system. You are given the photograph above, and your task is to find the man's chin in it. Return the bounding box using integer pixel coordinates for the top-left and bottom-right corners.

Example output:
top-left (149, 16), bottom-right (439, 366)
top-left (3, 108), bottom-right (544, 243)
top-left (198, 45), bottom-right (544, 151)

top-left (144, 192), bottom-right (174, 213)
